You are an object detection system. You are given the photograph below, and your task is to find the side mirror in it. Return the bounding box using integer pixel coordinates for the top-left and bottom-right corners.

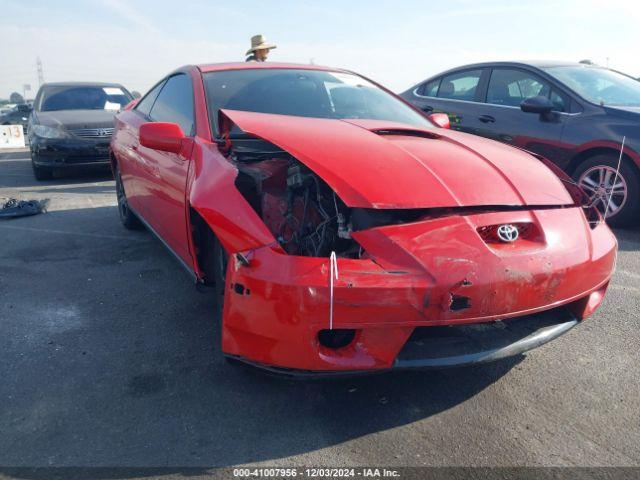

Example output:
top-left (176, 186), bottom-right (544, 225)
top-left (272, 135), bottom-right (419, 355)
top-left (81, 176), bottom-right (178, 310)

top-left (17, 104), bottom-right (31, 112)
top-left (520, 96), bottom-right (554, 114)
top-left (428, 112), bottom-right (451, 129)
top-left (139, 122), bottom-right (185, 153)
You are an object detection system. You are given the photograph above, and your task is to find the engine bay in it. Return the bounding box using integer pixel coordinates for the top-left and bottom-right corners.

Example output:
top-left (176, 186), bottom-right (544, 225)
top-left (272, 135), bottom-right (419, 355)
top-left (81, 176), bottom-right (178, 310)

top-left (230, 139), bottom-right (361, 258)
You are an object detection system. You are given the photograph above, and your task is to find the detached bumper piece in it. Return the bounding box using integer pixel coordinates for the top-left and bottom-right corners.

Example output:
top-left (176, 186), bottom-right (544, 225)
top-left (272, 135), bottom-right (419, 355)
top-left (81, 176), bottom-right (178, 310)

top-left (394, 307), bottom-right (577, 369)
top-left (227, 307), bottom-right (578, 378)
top-left (0, 198), bottom-right (47, 219)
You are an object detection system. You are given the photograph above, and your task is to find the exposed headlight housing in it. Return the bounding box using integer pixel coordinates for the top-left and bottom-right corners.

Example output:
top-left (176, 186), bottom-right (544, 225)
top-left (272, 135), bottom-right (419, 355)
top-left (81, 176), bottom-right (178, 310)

top-left (31, 125), bottom-right (69, 139)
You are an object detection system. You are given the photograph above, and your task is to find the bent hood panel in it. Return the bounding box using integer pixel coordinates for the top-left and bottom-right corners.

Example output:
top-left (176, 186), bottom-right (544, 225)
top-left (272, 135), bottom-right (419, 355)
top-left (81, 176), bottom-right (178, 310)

top-left (220, 109), bottom-right (573, 209)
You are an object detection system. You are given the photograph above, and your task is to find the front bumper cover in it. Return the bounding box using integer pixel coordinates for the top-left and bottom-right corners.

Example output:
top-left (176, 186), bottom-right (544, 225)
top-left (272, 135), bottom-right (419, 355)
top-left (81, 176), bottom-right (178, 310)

top-left (219, 207), bottom-right (616, 374)
top-left (225, 307), bottom-right (578, 377)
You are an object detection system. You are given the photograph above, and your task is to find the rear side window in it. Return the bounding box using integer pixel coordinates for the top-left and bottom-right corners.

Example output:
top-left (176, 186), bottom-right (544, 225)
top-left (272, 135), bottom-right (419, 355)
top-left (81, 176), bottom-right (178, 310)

top-left (135, 80), bottom-right (165, 117)
top-left (419, 79), bottom-right (440, 97)
top-left (149, 74), bottom-right (195, 136)
top-left (437, 70), bottom-right (482, 101)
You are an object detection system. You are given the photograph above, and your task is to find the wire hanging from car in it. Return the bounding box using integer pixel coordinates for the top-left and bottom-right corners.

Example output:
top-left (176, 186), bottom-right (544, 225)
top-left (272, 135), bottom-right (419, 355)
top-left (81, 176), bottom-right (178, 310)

top-left (604, 136), bottom-right (625, 220)
top-left (329, 250), bottom-right (338, 330)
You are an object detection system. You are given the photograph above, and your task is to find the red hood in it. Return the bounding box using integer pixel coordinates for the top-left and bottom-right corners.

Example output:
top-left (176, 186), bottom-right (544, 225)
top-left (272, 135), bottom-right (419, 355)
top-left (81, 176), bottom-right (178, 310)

top-left (220, 110), bottom-right (573, 209)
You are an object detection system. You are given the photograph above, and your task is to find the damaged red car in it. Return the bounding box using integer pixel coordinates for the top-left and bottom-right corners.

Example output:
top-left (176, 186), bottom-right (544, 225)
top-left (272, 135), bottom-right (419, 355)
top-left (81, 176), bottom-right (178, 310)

top-left (110, 63), bottom-right (617, 375)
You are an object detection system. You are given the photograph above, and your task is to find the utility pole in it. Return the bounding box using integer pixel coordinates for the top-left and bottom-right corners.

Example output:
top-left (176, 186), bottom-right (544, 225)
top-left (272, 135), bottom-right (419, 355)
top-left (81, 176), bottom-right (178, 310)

top-left (36, 57), bottom-right (44, 87)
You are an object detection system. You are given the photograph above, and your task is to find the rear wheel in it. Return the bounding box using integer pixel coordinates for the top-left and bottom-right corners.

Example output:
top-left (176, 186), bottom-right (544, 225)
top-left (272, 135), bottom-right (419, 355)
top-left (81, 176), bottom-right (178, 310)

top-left (573, 154), bottom-right (640, 227)
top-left (115, 164), bottom-right (142, 229)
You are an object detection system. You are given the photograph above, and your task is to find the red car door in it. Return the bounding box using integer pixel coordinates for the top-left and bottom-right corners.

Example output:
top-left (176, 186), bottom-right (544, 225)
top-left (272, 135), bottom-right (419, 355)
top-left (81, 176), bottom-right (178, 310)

top-left (135, 73), bottom-right (196, 267)
top-left (115, 79), bottom-right (167, 217)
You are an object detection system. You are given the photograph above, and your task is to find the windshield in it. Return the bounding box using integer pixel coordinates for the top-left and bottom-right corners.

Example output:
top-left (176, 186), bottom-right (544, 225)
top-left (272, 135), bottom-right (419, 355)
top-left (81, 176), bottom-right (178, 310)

top-left (543, 66), bottom-right (640, 107)
top-left (203, 69), bottom-right (433, 134)
top-left (38, 85), bottom-right (132, 112)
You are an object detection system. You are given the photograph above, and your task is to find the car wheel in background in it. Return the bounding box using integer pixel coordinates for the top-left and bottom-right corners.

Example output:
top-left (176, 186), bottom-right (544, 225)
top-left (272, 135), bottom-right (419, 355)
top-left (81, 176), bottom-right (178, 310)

top-left (115, 165), bottom-right (142, 230)
top-left (31, 156), bottom-right (53, 181)
top-left (573, 154), bottom-right (640, 227)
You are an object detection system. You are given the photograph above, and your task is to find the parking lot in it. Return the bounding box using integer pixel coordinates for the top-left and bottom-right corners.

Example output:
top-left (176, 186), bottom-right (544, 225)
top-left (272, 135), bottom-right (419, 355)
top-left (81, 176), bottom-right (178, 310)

top-left (1, 149), bottom-right (639, 469)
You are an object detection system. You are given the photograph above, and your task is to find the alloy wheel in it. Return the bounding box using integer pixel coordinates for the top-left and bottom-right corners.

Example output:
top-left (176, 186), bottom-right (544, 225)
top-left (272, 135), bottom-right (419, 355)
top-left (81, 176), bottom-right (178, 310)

top-left (578, 165), bottom-right (627, 218)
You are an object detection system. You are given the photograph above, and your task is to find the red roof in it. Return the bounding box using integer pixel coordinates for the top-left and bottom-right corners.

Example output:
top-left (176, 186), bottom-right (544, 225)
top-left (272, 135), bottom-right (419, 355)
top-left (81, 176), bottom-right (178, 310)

top-left (196, 62), bottom-right (348, 74)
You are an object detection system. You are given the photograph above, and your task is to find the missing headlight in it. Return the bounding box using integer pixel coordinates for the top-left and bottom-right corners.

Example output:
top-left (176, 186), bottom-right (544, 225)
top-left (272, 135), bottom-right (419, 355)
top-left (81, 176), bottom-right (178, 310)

top-left (231, 144), bottom-right (362, 258)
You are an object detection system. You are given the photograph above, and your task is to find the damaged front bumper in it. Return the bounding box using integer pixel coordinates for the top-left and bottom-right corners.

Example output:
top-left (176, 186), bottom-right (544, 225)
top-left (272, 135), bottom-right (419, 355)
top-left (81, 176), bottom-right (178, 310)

top-left (226, 307), bottom-right (579, 377)
top-left (220, 207), bottom-right (616, 374)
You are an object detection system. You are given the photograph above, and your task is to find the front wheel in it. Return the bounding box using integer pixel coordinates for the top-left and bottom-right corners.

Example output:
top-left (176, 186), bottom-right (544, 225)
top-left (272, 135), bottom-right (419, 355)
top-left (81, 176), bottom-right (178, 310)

top-left (31, 158), bottom-right (53, 181)
top-left (115, 165), bottom-right (142, 230)
top-left (573, 154), bottom-right (640, 227)
top-left (200, 227), bottom-right (228, 351)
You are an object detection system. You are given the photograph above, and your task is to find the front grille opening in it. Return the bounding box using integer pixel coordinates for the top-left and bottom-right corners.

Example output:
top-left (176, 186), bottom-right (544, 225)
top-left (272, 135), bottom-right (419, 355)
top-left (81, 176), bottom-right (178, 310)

top-left (318, 329), bottom-right (356, 349)
top-left (396, 307), bottom-right (575, 362)
top-left (69, 127), bottom-right (114, 138)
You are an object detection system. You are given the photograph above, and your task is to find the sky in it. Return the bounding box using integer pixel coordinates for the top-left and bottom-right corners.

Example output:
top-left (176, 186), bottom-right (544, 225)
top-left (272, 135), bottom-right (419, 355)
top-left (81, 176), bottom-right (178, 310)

top-left (1, 0), bottom-right (639, 99)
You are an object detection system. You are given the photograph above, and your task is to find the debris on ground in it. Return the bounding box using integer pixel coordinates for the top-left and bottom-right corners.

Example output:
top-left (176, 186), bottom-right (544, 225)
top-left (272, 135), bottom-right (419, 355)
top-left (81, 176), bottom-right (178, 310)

top-left (0, 198), bottom-right (48, 219)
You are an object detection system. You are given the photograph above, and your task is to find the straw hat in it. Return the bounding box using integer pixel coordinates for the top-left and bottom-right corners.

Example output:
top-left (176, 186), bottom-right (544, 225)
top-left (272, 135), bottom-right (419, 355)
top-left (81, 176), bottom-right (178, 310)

top-left (246, 34), bottom-right (277, 55)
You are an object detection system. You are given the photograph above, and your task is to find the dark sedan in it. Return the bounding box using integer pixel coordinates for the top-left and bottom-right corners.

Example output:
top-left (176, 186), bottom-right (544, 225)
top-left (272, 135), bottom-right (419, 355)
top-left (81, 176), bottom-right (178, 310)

top-left (400, 61), bottom-right (640, 226)
top-left (0, 103), bottom-right (32, 133)
top-left (28, 82), bottom-right (133, 180)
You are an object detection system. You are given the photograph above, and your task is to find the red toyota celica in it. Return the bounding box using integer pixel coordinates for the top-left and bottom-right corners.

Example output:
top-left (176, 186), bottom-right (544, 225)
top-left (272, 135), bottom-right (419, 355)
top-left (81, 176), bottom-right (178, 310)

top-left (110, 63), bottom-right (616, 375)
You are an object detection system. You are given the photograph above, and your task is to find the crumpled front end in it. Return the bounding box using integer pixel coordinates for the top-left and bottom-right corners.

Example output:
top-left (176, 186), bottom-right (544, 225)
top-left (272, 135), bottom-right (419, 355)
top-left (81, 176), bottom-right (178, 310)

top-left (203, 109), bottom-right (617, 373)
top-left (221, 206), bottom-right (616, 372)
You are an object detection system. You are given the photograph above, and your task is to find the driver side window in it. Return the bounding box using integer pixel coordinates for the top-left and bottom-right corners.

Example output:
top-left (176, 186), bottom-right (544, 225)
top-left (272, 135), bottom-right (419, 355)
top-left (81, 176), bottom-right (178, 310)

top-left (487, 68), bottom-right (565, 111)
top-left (135, 80), bottom-right (165, 117)
top-left (149, 74), bottom-right (195, 136)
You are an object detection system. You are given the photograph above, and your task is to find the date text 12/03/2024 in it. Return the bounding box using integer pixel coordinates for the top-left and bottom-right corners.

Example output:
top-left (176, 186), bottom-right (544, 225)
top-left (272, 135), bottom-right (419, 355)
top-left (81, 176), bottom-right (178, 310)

top-left (232, 468), bottom-right (400, 477)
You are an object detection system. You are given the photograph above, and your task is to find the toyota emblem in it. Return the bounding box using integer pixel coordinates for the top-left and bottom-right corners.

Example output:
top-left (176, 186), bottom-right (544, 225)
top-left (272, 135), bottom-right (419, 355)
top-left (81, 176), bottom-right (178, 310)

top-left (497, 224), bottom-right (519, 242)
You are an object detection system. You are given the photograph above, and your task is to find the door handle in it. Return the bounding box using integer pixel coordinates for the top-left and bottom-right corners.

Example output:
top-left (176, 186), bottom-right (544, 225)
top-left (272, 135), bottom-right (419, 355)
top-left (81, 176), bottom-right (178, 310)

top-left (479, 115), bottom-right (495, 123)
top-left (421, 105), bottom-right (433, 113)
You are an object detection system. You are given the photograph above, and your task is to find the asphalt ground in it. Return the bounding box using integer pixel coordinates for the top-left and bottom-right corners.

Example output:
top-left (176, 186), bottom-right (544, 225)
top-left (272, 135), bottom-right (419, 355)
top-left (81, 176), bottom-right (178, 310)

top-left (0, 149), bottom-right (639, 472)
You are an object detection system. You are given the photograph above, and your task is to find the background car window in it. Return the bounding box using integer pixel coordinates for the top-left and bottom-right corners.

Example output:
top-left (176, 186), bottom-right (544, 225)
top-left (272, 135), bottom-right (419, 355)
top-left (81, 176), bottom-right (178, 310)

top-left (135, 80), bottom-right (165, 117)
top-left (543, 65), bottom-right (640, 107)
top-left (38, 86), bottom-right (132, 112)
top-left (550, 90), bottom-right (566, 112)
top-left (486, 69), bottom-right (551, 107)
top-left (419, 79), bottom-right (440, 96)
top-left (437, 70), bottom-right (482, 101)
top-left (149, 74), bottom-right (194, 136)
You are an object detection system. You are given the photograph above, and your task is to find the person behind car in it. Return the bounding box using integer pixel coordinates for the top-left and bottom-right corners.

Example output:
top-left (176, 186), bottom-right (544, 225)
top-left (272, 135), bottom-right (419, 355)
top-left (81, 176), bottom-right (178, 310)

top-left (245, 34), bottom-right (277, 62)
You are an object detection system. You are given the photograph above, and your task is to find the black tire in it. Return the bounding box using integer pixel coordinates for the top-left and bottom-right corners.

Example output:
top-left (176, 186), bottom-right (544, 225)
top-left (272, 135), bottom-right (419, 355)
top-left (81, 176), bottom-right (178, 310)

top-left (115, 164), bottom-right (142, 230)
top-left (573, 154), bottom-right (640, 228)
top-left (201, 229), bottom-right (228, 306)
top-left (31, 158), bottom-right (53, 181)
top-left (200, 227), bottom-right (228, 350)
